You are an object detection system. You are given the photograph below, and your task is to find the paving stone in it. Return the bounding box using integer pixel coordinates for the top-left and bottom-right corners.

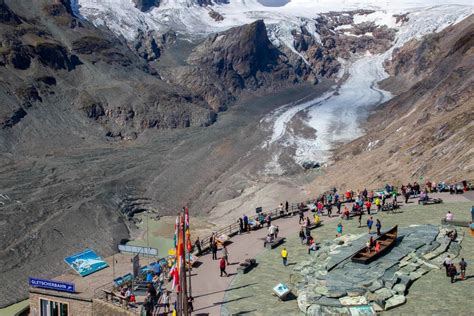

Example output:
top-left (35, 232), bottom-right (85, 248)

top-left (314, 286), bottom-right (329, 296)
top-left (398, 274), bottom-right (412, 286)
top-left (384, 295), bottom-right (407, 310)
top-left (326, 289), bottom-right (347, 298)
top-left (393, 283), bottom-right (406, 295)
top-left (291, 225), bottom-right (460, 315)
top-left (307, 304), bottom-right (322, 316)
top-left (317, 296), bottom-right (343, 307)
top-left (297, 292), bottom-right (311, 312)
top-left (346, 288), bottom-right (366, 297)
top-left (384, 276), bottom-right (398, 289)
top-left (375, 287), bottom-right (393, 301)
top-left (368, 280), bottom-right (384, 292)
top-left (339, 295), bottom-right (367, 306)
top-left (372, 301), bottom-right (385, 312)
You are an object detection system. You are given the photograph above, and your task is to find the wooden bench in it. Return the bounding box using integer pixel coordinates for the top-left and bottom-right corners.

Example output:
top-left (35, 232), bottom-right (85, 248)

top-left (441, 219), bottom-right (470, 227)
top-left (307, 222), bottom-right (321, 230)
top-left (264, 237), bottom-right (285, 249)
top-left (382, 203), bottom-right (401, 213)
top-left (419, 198), bottom-right (443, 205)
top-left (237, 258), bottom-right (257, 274)
top-left (349, 211), bottom-right (365, 218)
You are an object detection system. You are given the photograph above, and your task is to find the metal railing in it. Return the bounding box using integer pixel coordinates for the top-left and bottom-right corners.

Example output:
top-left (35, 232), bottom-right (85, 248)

top-left (198, 202), bottom-right (302, 252)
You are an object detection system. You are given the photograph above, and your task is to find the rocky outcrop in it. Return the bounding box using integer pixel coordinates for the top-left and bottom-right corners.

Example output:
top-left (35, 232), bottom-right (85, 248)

top-left (131, 30), bottom-right (176, 62)
top-left (132, 0), bottom-right (160, 12)
top-left (1, 107), bottom-right (27, 129)
top-left (196, 0), bottom-right (229, 6)
top-left (35, 42), bottom-right (81, 70)
top-left (172, 20), bottom-right (297, 110)
top-left (0, 0), bottom-right (21, 25)
top-left (288, 10), bottom-right (397, 81)
top-left (208, 9), bottom-right (224, 22)
top-left (131, 0), bottom-right (228, 11)
top-left (294, 225), bottom-right (463, 314)
top-left (72, 36), bottom-right (113, 54)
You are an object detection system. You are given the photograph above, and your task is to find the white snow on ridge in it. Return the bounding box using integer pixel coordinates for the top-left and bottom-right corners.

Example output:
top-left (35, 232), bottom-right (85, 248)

top-left (76, 1), bottom-right (473, 42)
top-left (76, 0), bottom-right (473, 71)
top-left (353, 11), bottom-right (398, 28)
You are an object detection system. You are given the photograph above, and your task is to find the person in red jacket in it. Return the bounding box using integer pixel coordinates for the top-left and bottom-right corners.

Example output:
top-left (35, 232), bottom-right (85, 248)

top-left (365, 200), bottom-right (372, 215)
top-left (219, 257), bottom-right (228, 277)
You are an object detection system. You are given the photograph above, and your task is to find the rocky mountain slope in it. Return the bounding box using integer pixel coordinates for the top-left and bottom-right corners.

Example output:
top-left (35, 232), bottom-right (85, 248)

top-left (0, 0), bottom-right (215, 144)
top-left (0, 0), bottom-right (213, 306)
top-left (170, 20), bottom-right (298, 110)
top-left (315, 15), bottom-right (474, 189)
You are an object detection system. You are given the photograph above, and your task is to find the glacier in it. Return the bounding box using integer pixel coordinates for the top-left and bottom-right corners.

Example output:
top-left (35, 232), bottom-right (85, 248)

top-left (74, 0), bottom-right (473, 171)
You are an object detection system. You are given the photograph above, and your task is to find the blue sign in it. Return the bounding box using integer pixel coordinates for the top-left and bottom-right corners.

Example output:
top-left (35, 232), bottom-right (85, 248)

top-left (29, 277), bottom-right (75, 293)
top-left (64, 248), bottom-right (109, 277)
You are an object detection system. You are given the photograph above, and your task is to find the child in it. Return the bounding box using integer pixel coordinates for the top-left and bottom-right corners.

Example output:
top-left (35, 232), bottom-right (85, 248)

top-left (336, 223), bottom-right (343, 237)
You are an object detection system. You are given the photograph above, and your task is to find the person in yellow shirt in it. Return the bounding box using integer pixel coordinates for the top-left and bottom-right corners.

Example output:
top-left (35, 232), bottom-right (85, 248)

top-left (375, 197), bottom-right (381, 212)
top-left (313, 214), bottom-right (320, 225)
top-left (281, 248), bottom-right (288, 266)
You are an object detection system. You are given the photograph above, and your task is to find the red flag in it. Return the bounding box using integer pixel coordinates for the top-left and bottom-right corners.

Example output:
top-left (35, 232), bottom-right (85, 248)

top-left (185, 206), bottom-right (192, 252)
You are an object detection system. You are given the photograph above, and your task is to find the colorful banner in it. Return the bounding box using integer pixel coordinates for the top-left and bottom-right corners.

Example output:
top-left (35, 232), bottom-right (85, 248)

top-left (64, 249), bottom-right (109, 277)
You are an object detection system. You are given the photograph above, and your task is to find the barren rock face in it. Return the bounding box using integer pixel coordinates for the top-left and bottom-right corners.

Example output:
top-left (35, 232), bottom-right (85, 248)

top-left (172, 20), bottom-right (297, 110)
top-left (132, 0), bottom-right (160, 12)
top-left (289, 10), bottom-right (397, 80)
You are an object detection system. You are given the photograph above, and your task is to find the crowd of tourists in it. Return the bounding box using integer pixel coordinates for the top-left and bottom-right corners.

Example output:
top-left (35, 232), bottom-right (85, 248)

top-left (201, 181), bottom-right (470, 287)
top-left (102, 179), bottom-right (472, 315)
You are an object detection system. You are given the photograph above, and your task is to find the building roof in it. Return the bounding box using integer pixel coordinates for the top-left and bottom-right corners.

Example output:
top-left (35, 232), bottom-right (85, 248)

top-left (29, 253), bottom-right (148, 300)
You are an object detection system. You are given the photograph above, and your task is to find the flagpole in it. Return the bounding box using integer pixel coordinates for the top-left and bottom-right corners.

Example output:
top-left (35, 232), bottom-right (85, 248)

top-left (176, 214), bottom-right (182, 316)
top-left (181, 211), bottom-right (189, 316)
top-left (186, 207), bottom-right (193, 298)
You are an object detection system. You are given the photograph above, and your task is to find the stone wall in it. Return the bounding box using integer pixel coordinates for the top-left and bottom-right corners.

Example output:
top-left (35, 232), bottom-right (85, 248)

top-left (293, 225), bottom-right (463, 314)
top-left (92, 299), bottom-right (136, 316)
top-left (29, 290), bottom-right (92, 316)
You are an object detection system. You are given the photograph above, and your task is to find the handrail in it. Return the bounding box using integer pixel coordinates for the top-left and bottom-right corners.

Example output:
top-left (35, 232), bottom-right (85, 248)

top-left (198, 202), bottom-right (302, 252)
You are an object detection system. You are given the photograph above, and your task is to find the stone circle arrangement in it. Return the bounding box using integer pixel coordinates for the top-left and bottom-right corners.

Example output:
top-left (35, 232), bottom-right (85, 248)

top-left (292, 224), bottom-right (463, 314)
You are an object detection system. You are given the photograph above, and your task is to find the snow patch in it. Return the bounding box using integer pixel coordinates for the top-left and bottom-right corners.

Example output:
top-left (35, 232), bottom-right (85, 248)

top-left (366, 140), bottom-right (380, 151)
top-left (353, 11), bottom-right (399, 29)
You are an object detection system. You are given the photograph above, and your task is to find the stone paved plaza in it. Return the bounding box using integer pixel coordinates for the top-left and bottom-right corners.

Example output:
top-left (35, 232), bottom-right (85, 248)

top-left (222, 200), bottom-right (474, 315)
